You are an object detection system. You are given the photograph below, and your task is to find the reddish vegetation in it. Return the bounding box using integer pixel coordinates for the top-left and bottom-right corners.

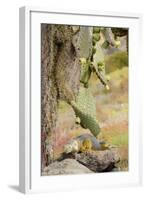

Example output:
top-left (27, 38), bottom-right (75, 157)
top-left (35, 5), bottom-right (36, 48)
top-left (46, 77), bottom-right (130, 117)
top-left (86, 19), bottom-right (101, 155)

top-left (52, 127), bottom-right (73, 156)
top-left (102, 120), bottom-right (128, 134)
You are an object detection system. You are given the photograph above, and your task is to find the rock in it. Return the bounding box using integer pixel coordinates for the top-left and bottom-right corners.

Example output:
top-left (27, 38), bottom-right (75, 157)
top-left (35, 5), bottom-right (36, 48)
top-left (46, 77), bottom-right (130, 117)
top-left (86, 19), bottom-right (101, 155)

top-left (42, 158), bottom-right (92, 175)
top-left (75, 149), bottom-right (120, 172)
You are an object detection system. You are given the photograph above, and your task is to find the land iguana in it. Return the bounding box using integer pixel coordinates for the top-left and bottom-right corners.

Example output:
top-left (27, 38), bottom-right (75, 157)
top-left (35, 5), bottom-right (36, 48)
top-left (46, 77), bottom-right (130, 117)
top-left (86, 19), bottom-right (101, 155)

top-left (64, 133), bottom-right (109, 154)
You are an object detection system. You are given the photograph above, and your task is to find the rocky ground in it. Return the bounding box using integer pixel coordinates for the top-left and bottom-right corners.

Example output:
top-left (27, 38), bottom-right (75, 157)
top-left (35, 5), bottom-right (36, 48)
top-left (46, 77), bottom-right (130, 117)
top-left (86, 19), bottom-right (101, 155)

top-left (42, 148), bottom-right (120, 175)
top-left (42, 64), bottom-right (128, 175)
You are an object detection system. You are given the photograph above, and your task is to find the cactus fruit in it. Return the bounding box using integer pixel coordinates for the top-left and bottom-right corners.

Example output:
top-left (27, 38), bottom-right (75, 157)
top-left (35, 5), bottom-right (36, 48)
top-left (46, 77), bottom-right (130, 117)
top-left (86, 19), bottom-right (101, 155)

top-left (97, 61), bottom-right (105, 72)
top-left (79, 57), bottom-right (87, 65)
top-left (106, 75), bottom-right (111, 81)
top-left (93, 27), bottom-right (100, 33)
top-left (79, 58), bottom-right (91, 87)
top-left (105, 84), bottom-right (110, 90)
top-left (102, 40), bottom-right (110, 49)
top-left (92, 39), bottom-right (96, 46)
top-left (93, 33), bottom-right (100, 42)
top-left (75, 116), bottom-right (81, 124)
top-left (115, 39), bottom-right (121, 48)
top-left (92, 47), bottom-right (96, 55)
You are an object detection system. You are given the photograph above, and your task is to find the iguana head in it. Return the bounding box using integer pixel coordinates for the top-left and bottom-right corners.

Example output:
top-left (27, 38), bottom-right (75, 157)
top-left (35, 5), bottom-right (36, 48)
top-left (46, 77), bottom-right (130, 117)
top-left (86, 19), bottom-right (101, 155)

top-left (115, 38), bottom-right (121, 48)
top-left (64, 140), bottom-right (79, 154)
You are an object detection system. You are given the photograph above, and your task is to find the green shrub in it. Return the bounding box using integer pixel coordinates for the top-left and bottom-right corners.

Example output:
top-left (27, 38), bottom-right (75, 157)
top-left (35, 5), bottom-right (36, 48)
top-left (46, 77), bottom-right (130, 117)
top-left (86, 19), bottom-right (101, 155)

top-left (105, 51), bottom-right (128, 73)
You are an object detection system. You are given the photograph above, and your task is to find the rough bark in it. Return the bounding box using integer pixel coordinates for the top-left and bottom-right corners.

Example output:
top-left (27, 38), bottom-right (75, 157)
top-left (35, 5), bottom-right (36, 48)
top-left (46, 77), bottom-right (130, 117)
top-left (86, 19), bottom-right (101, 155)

top-left (41, 24), bottom-right (93, 168)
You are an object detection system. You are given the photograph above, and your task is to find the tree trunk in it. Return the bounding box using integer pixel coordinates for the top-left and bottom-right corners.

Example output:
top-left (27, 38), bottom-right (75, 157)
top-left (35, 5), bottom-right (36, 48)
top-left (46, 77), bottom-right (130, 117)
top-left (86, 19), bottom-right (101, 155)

top-left (41, 24), bottom-right (92, 168)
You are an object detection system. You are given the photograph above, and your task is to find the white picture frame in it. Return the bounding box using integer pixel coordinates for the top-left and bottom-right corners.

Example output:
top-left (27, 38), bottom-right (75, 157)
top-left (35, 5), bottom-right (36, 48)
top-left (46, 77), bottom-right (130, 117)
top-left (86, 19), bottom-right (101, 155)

top-left (19, 6), bottom-right (143, 194)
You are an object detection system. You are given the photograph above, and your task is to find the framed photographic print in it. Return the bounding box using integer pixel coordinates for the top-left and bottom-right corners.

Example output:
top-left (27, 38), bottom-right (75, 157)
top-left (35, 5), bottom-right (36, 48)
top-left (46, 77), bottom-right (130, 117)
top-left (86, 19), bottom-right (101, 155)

top-left (19, 7), bottom-right (142, 193)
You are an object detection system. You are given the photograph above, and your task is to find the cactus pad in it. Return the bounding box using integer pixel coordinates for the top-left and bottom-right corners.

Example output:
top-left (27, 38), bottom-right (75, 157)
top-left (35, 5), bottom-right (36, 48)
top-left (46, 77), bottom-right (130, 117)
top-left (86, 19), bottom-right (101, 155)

top-left (71, 87), bottom-right (100, 137)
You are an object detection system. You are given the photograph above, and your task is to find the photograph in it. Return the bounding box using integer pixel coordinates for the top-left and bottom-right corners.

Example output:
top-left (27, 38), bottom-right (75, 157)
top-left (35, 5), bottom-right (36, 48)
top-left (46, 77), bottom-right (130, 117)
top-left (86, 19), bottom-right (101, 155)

top-left (41, 24), bottom-right (129, 176)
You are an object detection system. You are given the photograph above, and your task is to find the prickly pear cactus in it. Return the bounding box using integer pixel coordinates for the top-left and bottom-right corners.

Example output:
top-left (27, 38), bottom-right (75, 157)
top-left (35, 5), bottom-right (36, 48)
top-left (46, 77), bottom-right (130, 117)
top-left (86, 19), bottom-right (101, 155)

top-left (71, 86), bottom-right (100, 137)
top-left (76, 26), bottom-right (93, 58)
top-left (80, 59), bottom-right (92, 87)
top-left (55, 26), bottom-right (93, 103)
